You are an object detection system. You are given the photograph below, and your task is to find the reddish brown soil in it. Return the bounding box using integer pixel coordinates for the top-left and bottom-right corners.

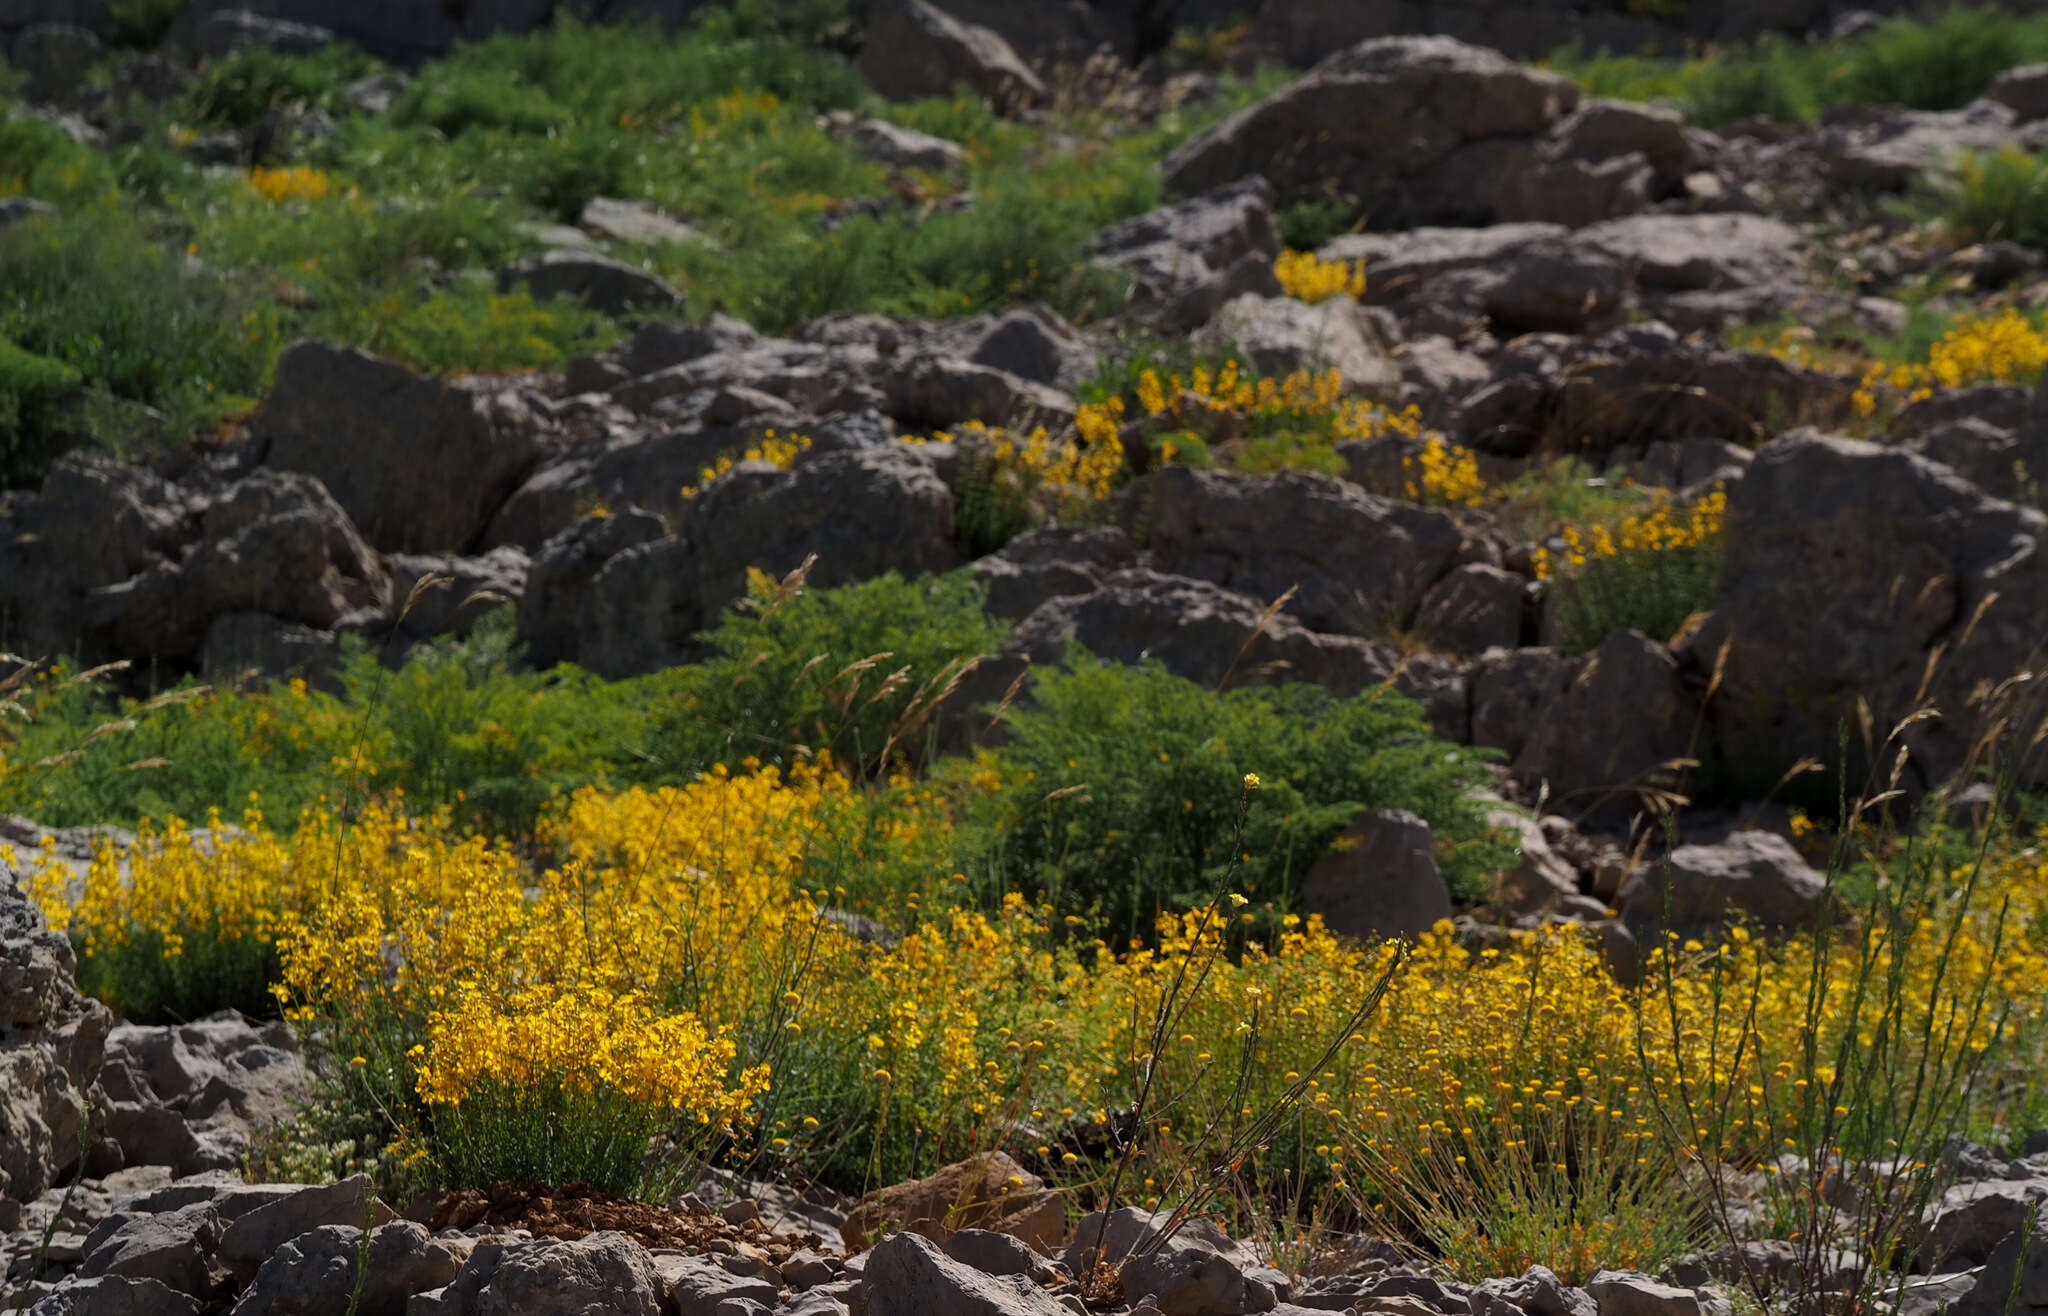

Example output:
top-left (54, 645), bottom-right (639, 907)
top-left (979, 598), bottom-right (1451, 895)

top-left (420, 1181), bottom-right (830, 1258)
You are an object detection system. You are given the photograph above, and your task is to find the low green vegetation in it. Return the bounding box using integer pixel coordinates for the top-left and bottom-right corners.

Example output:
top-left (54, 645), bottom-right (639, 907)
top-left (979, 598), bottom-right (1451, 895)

top-left (0, 5), bottom-right (1258, 483)
top-left (1557, 5), bottom-right (2048, 127)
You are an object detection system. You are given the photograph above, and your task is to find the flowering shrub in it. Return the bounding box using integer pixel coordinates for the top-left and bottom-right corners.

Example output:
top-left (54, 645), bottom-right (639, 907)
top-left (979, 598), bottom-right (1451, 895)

top-left (682, 429), bottom-right (813, 498)
top-left (1273, 249), bottom-right (1366, 304)
top-left (907, 420), bottom-right (1124, 555)
top-left (1097, 360), bottom-right (1427, 478)
top-left (1533, 488), bottom-right (1728, 651)
top-left (1404, 436), bottom-right (1486, 508)
top-left (1853, 308), bottom-right (2048, 416)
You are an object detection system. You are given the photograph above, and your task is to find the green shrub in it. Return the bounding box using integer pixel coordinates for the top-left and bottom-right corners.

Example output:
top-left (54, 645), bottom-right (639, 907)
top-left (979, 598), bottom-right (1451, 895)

top-left (1277, 198), bottom-right (1354, 251)
top-left (1541, 488), bottom-right (1728, 653)
top-left (645, 571), bottom-right (1007, 780)
top-left (958, 654), bottom-right (1506, 944)
top-left (1835, 5), bottom-right (2047, 112)
top-left (1679, 35), bottom-right (1829, 128)
top-left (392, 69), bottom-right (567, 139)
top-left (330, 284), bottom-right (616, 376)
top-left (0, 615), bottom-right (649, 838)
top-left (1946, 146), bottom-right (2048, 246)
top-left (184, 45), bottom-right (383, 128)
top-left (0, 338), bottom-right (83, 487)
top-left (0, 207), bottom-right (270, 464)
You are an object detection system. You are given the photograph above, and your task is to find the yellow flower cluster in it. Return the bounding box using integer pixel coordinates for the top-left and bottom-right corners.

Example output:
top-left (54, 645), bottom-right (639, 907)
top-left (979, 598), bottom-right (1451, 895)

top-left (1853, 309), bottom-right (2048, 416)
top-left (917, 419), bottom-right (1125, 505)
top-left (1404, 436), bottom-right (1486, 508)
top-left (246, 166), bottom-right (341, 204)
top-left (681, 429), bottom-right (813, 498)
top-left (1273, 249), bottom-right (1367, 304)
top-left (1532, 488), bottom-right (1727, 581)
top-left (1108, 360), bottom-right (1426, 478)
top-left (416, 984), bottom-right (768, 1128)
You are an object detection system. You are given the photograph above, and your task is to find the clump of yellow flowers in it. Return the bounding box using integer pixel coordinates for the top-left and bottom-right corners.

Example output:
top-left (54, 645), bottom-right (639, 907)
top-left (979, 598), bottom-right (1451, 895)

top-left (1531, 487), bottom-right (1728, 582)
top-left (26, 766), bottom-right (2048, 1277)
top-left (904, 418), bottom-right (1125, 553)
top-left (1404, 436), bottom-right (1486, 508)
top-left (1853, 308), bottom-right (2048, 416)
top-left (246, 166), bottom-right (342, 204)
top-left (1274, 249), bottom-right (1367, 304)
top-left (1531, 486), bottom-right (1728, 651)
top-left (1103, 359), bottom-right (1426, 478)
top-left (681, 429), bottom-right (813, 498)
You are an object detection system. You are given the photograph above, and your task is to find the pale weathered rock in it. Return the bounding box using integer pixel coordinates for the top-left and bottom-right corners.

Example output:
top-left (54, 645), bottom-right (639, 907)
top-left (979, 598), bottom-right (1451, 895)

top-left (1198, 294), bottom-right (1400, 398)
top-left (230, 1221), bottom-right (460, 1316)
top-left (1472, 1266), bottom-right (1596, 1316)
top-left (1298, 808), bottom-right (1453, 940)
top-left (78, 1201), bottom-right (223, 1297)
top-left (578, 196), bottom-right (706, 247)
top-left (1618, 831), bottom-right (1833, 932)
top-left (843, 1152), bottom-right (1062, 1254)
top-left (1488, 808), bottom-right (1580, 915)
top-left (1093, 177), bottom-right (1281, 318)
top-left (853, 118), bottom-right (968, 172)
top-left (1585, 1269), bottom-right (1701, 1316)
top-left (655, 1252), bottom-right (782, 1316)
top-left (1988, 63), bottom-right (2048, 122)
top-left (428, 1231), bottom-right (665, 1316)
top-left (944, 1229), bottom-right (1048, 1280)
top-left (863, 1230), bottom-right (1068, 1316)
top-left (217, 1176), bottom-right (393, 1284)
top-left (859, 0), bottom-right (1046, 114)
top-left (0, 870), bottom-right (111, 1211)
top-left (97, 1015), bottom-right (307, 1179)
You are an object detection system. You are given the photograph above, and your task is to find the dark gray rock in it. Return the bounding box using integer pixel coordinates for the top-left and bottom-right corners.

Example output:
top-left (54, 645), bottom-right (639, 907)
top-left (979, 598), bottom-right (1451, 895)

top-left (1299, 807), bottom-right (1454, 940)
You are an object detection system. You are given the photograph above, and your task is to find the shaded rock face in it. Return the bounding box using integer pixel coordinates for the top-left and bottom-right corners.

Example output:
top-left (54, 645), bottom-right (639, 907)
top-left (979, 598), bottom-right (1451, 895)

top-left (258, 340), bottom-right (557, 555)
top-left (859, 0), bottom-right (1046, 115)
top-left (1686, 431), bottom-right (2048, 798)
top-left (1298, 807), bottom-right (1454, 939)
top-left (0, 867), bottom-right (110, 1215)
top-left (1164, 36), bottom-right (1703, 230)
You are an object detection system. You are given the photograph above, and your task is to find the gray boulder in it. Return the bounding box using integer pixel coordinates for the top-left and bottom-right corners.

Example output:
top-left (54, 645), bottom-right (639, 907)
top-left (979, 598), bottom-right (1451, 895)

top-left (516, 509), bottom-right (670, 671)
top-left (1416, 563), bottom-right (1528, 656)
top-left (216, 1176), bottom-right (392, 1284)
top-left (1955, 1199), bottom-right (2048, 1314)
top-left (1116, 465), bottom-right (1475, 637)
top-left (498, 249), bottom-right (686, 317)
top-left (1585, 1269), bottom-right (1701, 1316)
top-left (23, 1275), bottom-right (204, 1316)
top-left (97, 1015), bottom-right (307, 1180)
top-left (1820, 103), bottom-right (2029, 191)
top-left (83, 469), bottom-right (388, 666)
top-left (854, 118), bottom-right (968, 172)
top-left (1298, 807), bottom-right (1454, 940)
top-left (1618, 831), bottom-right (1833, 932)
top-left (1684, 432), bottom-right (2048, 796)
top-left (1988, 64), bottom-right (2048, 123)
top-left (1197, 294), bottom-right (1400, 398)
top-left (1921, 1177), bottom-right (2048, 1269)
top-left (1163, 36), bottom-right (1586, 228)
top-left (231, 1221), bottom-right (461, 1316)
top-left (1514, 629), bottom-right (1699, 827)
top-left (578, 196), bottom-right (706, 247)
top-left (864, 1230), bottom-right (1068, 1316)
top-left (422, 1231), bottom-right (665, 1316)
top-left (1468, 646), bottom-right (1575, 760)
top-left (260, 340), bottom-right (555, 554)
top-left (1093, 177), bottom-right (1281, 325)
top-left (0, 871), bottom-right (111, 1214)
top-left (858, 0), bottom-right (1046, 115)
top-left (384, 547), bottom-right (529, 645)
top-left (77, 1201), bottom-right (222, 1297)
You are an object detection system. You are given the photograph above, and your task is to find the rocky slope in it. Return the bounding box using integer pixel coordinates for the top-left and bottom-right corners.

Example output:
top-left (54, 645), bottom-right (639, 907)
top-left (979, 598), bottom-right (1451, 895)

top-left (6, 5), bottom-right (2048, 1313)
